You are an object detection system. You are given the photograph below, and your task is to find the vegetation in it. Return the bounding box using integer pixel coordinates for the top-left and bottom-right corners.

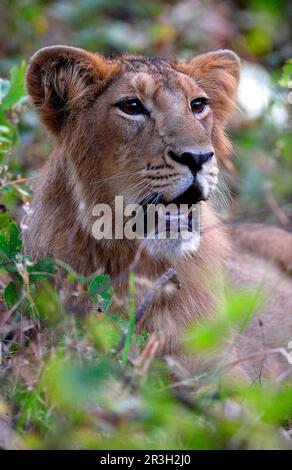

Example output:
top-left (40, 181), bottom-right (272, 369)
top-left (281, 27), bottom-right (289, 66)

top-left (0, 0), bottom-right (291, 450)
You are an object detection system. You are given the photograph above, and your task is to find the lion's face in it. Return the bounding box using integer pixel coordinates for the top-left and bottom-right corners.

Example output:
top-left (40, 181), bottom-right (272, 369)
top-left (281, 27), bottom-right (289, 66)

top-left (86, 65), bottom-right (218, 208)
top-left (26, 46), bottom-right (240, 255)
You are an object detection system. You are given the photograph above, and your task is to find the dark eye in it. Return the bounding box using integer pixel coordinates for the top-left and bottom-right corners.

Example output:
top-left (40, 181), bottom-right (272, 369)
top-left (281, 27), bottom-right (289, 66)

top-left (191, 97), bottom-right (208, 114)
top-left (117, 98), bottom-right (148, 116)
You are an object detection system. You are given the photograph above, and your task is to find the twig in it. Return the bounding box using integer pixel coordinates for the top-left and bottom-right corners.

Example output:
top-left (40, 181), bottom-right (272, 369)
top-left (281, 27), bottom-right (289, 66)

top-left (134, 332), bottom-right (164, 375)
top-left (115, 268), bottom-right (180, 354)
top-left (0, 176), bottom-right (36, 189)
top-left (222, 347), bottom-right (292, 372)
top-left (135, 268), bottom-right (180, 324)
top-left (0, 295), bottom-right (25, 329)
top-left (265, 191), bottom-right (290, 226)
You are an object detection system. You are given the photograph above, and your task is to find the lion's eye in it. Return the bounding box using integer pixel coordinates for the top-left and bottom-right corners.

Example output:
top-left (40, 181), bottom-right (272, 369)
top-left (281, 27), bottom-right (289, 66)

top-left (191, 97), bottom-right (208, 115)
top-left (117, 98), bottom-right (148, 116)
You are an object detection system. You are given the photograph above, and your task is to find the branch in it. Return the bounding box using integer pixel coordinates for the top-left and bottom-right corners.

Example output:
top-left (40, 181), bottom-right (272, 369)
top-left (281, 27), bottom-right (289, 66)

top-left (115, 268), bottom-right (180, 354)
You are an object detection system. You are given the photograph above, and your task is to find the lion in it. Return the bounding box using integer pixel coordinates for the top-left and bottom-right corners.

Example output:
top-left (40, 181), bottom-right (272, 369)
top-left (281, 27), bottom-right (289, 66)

top-left (24, 45), bottom-right (292, 382)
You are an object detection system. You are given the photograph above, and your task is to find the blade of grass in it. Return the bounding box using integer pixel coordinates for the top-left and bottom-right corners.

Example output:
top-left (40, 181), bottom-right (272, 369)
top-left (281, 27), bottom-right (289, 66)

top-left (122, 271), bottom-right (135, 367)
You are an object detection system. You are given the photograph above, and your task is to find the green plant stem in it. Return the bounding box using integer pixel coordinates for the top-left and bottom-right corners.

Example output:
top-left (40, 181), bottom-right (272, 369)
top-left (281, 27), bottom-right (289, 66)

top-left (122, 271), bottom-right (135, 367)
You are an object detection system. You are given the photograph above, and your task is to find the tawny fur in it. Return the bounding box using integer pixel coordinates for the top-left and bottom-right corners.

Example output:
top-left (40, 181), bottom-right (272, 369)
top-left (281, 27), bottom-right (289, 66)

top-left (24, 46), bottom-right (292, 382)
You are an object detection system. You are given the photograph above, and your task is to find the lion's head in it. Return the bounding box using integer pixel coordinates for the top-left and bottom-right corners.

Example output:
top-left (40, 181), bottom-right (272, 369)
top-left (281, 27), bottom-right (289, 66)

top-left (26, 46), bottom-right (240, 257)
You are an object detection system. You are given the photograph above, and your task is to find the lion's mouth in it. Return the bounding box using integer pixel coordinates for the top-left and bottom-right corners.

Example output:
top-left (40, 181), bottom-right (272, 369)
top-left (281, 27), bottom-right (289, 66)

top-left (167, 181), bottom-right (206, 206)
top-left (139, 182), bottom-right (204, 235)
top-left (141, 179), bottom-right (206, 209)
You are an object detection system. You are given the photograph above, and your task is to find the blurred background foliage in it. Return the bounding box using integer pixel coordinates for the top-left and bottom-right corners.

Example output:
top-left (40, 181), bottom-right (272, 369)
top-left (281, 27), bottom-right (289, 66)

top-left (0, 0), bottom-right (291, 450)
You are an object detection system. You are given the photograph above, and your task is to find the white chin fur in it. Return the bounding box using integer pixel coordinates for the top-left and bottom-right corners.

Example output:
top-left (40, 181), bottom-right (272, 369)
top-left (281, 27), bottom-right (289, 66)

top-left (196, 174), bottom-right (210, 200)
top-left (141, 231), bottom-right (201, 259)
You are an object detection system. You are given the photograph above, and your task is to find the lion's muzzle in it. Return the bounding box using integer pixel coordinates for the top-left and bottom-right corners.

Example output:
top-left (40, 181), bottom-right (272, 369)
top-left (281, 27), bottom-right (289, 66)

top-left (166, 149), bottom-right (216, 204)
top-left (168, 149), bottom-right (214, 173)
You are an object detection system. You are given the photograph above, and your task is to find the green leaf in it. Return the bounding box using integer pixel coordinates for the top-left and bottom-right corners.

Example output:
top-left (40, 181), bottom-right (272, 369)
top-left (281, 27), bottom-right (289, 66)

top-left (2, 61), bottom-right (26, 110)
top-left (223, 289), bottom-right (262, 331)
top-left (0, 110), bottom-right (15, 162)
top-left (0, 125), bottom-right (11, 134)
top-left (42, 356), bottom-right (112, 410)
top-left (27, 256), bottom-right (56, 282)
top-left (0, 222), bottom-right (22, 265)
top-left (239, 385), bottom-right (292, 424)
top-left (14, 385), bottom-right (51, 432)
top-left (3, 281), bottom-right (18, 307)
top-left (87, 315), bottom-right (121, 350)
top-left (0, 212), bottom-right (9, 229)
top-left (279, 60), bottom-right (292, 87)
top-left (0, 229), bottom-right (10, 259)
top-left (33, 281), bottom-right (62, 321)
top-left (89, 274), bottom-right (113, 311)
top-left (0, 79), bottom-right (10, 103)
top-left (9, 222), bottom-right (22, 257)
top-left (184, 320), bottom-right (229, 352)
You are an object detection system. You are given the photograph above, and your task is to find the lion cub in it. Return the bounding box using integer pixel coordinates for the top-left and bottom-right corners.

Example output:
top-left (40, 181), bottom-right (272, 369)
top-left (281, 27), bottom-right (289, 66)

top-left (24, 46), bottom-right (292, 382)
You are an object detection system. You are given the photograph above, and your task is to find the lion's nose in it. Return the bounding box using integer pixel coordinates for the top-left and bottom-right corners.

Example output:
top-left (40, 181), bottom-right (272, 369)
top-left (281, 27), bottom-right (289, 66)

top-left (168, 150), bottom-right (214, 173)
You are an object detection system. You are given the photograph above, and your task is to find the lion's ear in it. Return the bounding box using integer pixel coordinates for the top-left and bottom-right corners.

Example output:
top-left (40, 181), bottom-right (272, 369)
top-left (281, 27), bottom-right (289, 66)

top-left (26, 45), bottom-right (120, 135)
top-left (176, 49), bottom-right (241, 123)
